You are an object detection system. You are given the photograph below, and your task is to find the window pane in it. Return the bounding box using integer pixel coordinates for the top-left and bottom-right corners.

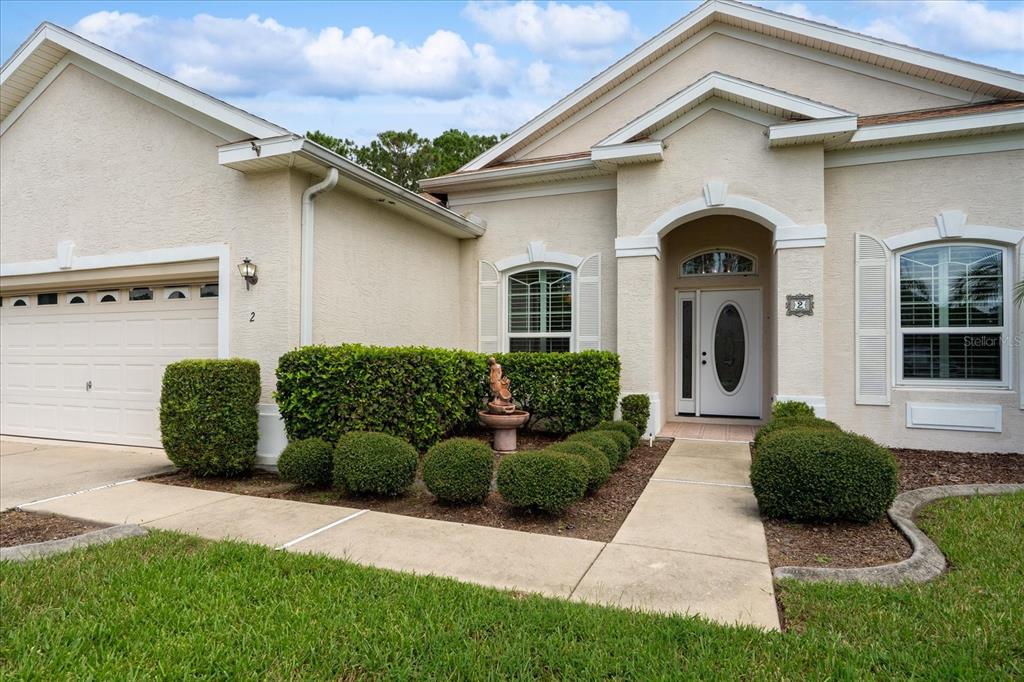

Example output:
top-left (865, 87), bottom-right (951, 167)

top-left (681, 250), bottom-right (755, 275)
top-left (509, 337), bottom-right (571, 353)
top-left (902, 333), bottom-right (1001, 381)
top-left (129, 287), bottom-right (153, 301)
top-left (200, 283), bottom-right (219, 298)
top-left (900, 245), bottom-right (1002, 328)
top-left (680, 300), bottom-right (693, 399)
top-left (507, 269), bottom-right (572, 335)
top-left (37, 293), bottom-right (58, 305)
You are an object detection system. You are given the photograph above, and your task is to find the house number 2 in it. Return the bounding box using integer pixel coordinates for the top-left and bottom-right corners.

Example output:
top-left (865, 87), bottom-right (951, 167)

top-left (250, 312), bottom-right (256, 322)
top-left (785, 294), bottom-right (814, 317)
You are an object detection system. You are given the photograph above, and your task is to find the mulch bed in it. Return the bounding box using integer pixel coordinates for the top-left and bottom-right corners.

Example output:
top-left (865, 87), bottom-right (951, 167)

top-left (151, 433), bottom-right (672, 543)
top-left (765, 448), bottom-right (1024, 570)
top-left (0, 510), bottom-right (108, 548)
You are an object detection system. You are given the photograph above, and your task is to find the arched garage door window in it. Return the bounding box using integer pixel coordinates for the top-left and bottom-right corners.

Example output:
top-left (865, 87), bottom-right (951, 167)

top-left (507, 268), bottom-right (572, 352)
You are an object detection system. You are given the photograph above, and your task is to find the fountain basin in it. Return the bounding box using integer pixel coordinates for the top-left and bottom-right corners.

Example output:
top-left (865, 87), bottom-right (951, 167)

top-left (479, 409), bottom-right (529, 452)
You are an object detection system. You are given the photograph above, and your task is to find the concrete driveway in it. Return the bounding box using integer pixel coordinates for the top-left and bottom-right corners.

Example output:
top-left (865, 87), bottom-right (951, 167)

top-left (0, 438), bottom-right (173, 510)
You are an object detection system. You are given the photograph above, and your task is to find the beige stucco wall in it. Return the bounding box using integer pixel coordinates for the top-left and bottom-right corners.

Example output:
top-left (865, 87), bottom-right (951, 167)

top-left (616, 110), bottom-right (825, 235)
top-left (452, 188), bottom-right (618, 352)
top-left (823, 150), bottom-right (1024, 452)
top-left (522, 30), bottom-right (966, 160)
top-left (659, 217), bottom-right (776, 419)
top-left (312, 186), bottom-right (462, 348)
top-left (0, 64), bottom-right (300, 401)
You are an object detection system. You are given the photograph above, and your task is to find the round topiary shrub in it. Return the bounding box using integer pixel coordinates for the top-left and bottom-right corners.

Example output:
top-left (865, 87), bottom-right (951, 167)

top-left (771, 400), bottom-right (817, 421)
top-left (496, 450), bottom-right (588, 515)
top-left (277, 438), bottom-right (333, 487)
top-left (620, 394), bottom-right (650, 436)
top-left (753, 416), bottom-right (841, 453)
top-left (333, 431), bottom-right (418, 496)
top-left (568, 431), bottom-right (625, 468)
top-left (422, 438), bottom-right (494, 504)
top-left (547, 441), bottom-right (610, 493)
top-left (750, 429), bottom-right (899, 522)
top-left (596, 420), bottom-right (640, 448)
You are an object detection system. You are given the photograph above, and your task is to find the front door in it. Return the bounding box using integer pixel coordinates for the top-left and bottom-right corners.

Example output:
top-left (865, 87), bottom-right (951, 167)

top-left (676, 289), bottom-right (762, 418)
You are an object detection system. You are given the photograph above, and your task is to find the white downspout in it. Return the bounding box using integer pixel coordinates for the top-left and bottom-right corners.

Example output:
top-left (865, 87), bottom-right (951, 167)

top-left (300, 168), bottom-right (339, 345)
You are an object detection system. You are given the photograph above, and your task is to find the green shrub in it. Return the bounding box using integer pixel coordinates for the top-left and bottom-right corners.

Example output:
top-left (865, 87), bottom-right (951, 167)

top-left (422, 438), bottom-right (494, 504)
top-left (160, 359), bottom-right (260, 477)
top-left (620, 394), bottom-right (650, 436)
top-left (568, 430), bottom-right (626, 469)
top-left (333, 432), bottom-right (418, 496)
top-left (496, 450), bottom-right (588, 514)
top-left (771, 400), bottom-right (817, 421)
top-left (597, 420), bottom-right (640, 448)
top-left (750, 429), bottom-right (899, 522)
top-left (277, 438), bottom-right (333, 487)
top-left (492, 351), bottom-right (620, 434)
top-left (753, 416), bottom-right (841, 453)
top-left (547, 441), bottom-right (610, 493)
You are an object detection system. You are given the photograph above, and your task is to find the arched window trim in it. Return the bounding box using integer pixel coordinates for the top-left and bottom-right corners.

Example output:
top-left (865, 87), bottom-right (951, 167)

top-left (679, 248), bottom-right (758, 277)
top-left (502, 263), bottom-right (576, 353)
top-left (893, 240), bottom-right (1011, 388)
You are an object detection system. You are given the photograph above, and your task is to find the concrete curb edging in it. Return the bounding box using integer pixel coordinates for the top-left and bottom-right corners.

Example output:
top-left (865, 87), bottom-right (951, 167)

top-left (772, 484), bottom-right (1024, 586)
top-left (0, 524), bottom-right (148, 562)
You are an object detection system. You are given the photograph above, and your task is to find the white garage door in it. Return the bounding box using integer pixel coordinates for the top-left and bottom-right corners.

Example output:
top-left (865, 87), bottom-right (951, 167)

top-left (1, 283), bottom-right (218, 447)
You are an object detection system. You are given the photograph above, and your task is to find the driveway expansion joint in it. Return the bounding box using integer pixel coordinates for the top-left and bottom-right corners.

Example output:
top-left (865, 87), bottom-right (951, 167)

top-left (609, 540), bottom-right (771, 565)
top-left (651, 477), bottom-right (752, 489)
top-left (277, 509), bottom-right (369, 550)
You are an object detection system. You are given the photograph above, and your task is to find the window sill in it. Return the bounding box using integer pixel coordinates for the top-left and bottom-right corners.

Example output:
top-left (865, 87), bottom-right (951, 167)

top-left (894, 385), bottom-right (1013, 395)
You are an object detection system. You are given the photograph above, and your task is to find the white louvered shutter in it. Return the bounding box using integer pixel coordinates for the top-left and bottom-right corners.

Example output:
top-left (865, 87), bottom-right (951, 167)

top-left (479, 261), bottom-right (500, 353)
top-left (855, 234), bottom-right (890, 405)
top-left (576, 253), bottom-right (601, 350)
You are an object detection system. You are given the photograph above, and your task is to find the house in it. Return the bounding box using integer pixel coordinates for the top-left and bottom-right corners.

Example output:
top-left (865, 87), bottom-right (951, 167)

top-left (1, 0), bottom-right (1022, 458)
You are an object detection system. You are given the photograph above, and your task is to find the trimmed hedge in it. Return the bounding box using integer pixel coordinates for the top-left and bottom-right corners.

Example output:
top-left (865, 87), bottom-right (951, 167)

top-left (771, 400), bottom-right (817, 421)
top-left (568, 431), bottom-right (626, 469)
top-left (496, 450), bottom-right (588, 515)
top-left (160, 359), bottom-right (260, 478)
top-left (620, 394), bottom-right (650, 436)
top-left (597, 420), bottom-right (640, 449)
top-left (333, 432), bottom-right (418, 496)
top-left (753, 416), bottom-right (841, 453)
top-left (276, 345), bottom-right (621, 448)
top-left (750, 429), bottom-right (899, 522)
top-left (422, 438), bottom-right (494, 504)
top-left (277, 438), bottom-right (333, 487)
top-left (547, 441), bottom-right (610, 493)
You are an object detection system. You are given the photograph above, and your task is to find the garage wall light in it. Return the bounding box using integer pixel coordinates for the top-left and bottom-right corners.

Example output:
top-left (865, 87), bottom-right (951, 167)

top-left (238, 257), bottom-right (259, 290)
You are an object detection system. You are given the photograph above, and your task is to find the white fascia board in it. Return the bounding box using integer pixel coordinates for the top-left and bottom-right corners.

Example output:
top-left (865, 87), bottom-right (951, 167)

top-left (2, 23), bottom-right (287, 140)
top-left (768, 116), bottom-right (858, 146)
top-left (456, 0), bottom-right (1022, 172)
top-left (419, 157), bottom-right (597, 191)
top-left (599, 73), bottom-right (853, 147)
top-left (591, 140), bottom-right (664, 167)
top-left (848, 109), bottom-right (1024, 146)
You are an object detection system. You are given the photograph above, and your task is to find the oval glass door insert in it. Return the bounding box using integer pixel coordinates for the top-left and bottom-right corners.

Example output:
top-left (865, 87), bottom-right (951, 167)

top-left (713, 304), bottom-right (745, 393)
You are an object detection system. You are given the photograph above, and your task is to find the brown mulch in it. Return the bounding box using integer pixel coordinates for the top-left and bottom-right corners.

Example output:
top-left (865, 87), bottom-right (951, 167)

top-left (765, 448), bottom-right (1023, 569)
top-left (0, 510), bottom-right (108, 548)
top-left (151, 435), bottom-right (672, 543)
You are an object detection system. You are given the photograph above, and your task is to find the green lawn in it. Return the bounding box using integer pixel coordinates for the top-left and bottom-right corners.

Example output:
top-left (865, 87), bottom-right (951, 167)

top-left (2, 493), bottom-right (1021, 679)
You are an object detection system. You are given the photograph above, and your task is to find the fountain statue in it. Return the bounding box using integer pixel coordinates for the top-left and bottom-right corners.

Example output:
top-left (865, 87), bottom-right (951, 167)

top-left (478, 357), bottom-right (530, 452)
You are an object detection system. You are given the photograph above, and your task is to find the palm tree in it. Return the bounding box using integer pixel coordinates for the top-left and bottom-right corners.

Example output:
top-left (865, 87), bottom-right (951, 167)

top-left (1015, 279), bottom-right (1024, 306)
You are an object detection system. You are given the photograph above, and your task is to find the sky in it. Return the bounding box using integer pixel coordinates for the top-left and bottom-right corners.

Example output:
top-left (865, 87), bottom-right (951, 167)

top-left (2, 1), bottom-right (1022, 142)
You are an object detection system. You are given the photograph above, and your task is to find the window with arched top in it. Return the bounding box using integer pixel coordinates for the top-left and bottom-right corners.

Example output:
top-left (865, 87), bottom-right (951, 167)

top-left (680, 250), bottom-right (756, 276)
top-left (507, 268), bottom-right (572, 352)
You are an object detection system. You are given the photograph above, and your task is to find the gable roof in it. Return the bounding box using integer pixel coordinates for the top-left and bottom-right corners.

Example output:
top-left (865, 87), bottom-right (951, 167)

top-left (457, 0), bottom-right (1024, 172)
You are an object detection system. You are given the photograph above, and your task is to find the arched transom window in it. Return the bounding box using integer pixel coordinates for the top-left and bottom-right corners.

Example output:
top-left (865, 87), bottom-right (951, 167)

top-left (680, 250), bottom-right (756, 276)
top-left (507, 268), bottom-right (572, 352)
top-left (898, 243), bottom-right (1007, 383)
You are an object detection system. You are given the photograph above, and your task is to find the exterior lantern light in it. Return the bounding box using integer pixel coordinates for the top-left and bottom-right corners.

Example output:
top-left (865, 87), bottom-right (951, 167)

top-left (238, 257), bottom-right (258, 290)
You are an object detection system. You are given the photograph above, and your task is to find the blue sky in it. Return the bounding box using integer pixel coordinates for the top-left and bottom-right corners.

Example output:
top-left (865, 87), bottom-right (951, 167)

top-left (2, 1), bottom-right (1022, 142)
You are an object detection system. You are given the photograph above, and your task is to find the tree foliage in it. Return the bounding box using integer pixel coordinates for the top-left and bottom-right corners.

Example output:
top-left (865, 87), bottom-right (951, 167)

top-left (307, 128), bottom-right (504, 192)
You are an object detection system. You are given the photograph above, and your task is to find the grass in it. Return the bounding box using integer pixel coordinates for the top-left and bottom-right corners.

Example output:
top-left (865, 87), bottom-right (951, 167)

top-left (2, 493), bottom-right (1021, 679)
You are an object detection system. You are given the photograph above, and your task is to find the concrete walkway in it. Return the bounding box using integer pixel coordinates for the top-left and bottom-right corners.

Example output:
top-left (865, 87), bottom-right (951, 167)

top-left (15, 437), bottom-right (778, 630)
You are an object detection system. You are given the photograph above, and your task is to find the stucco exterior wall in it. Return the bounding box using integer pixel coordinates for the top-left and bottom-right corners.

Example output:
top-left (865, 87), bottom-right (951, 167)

top-left (616, 110), bottom-right (825, 236)
top-left (451, 188), bottom-right (618, 352)
top-left (0, 64), bottom-right (299, 401)
top-left (312, 185), bottom-right (462, 348)
top-left (823, 150), bottom-right (1024, 452)
top-left (521, 30), bottom-right (966, 160)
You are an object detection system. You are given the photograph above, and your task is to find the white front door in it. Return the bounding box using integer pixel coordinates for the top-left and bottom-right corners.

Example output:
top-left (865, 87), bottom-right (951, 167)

top-left (676, 289), bottom-right (762, 418)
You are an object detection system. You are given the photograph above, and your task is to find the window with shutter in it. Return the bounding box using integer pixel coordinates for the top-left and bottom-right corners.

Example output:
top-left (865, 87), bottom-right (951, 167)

top-left (507, 268), bottom-right (573, 352)
top-left (576, 253), bottom-right (601, 351)
top-left (478, 261), bottom-right (500, 353)
top-left (855, 233), bottom-right (890, 405)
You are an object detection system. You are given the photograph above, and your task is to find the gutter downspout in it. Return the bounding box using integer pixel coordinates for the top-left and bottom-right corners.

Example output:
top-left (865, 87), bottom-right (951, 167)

top-left (300, 168), bottom-right (339, 345)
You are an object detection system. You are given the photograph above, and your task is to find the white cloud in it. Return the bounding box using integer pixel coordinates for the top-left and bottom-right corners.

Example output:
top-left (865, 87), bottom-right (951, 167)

top-left (464, 1), bottom-right (633, 61)
top-left (859, 18), bottom-right (916, 47)
top-left (526, 60), bottom-right (553, 92)
top-left (73, 10), bottom-right (153, 39)
top-left (908, 1), bottom-right (1024, 53)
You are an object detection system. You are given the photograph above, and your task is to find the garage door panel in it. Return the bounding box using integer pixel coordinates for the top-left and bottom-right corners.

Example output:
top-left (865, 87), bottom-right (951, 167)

top-left (62, 363), bottom-right (91, 391)
top-left (4, 321), bottom-right (33, 350)
top-left (61, 320), bottom-right (91, 350)
top-left (61, 405), bottom-right (92, 438)
top-left (33, 322), bottom-right (61, 349)
top-left (124, 364), bottom-right (157, 395)
top-left (4, 362), bottom-right (32, 389)
top-left (92, 319), bottom-right (125, 349)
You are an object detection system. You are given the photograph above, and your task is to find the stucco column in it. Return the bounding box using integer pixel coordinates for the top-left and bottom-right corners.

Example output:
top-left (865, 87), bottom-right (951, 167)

top-left (774, 245), bottom-right (826, 416)
top-left (616, 252), bottom-right (664, 435)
